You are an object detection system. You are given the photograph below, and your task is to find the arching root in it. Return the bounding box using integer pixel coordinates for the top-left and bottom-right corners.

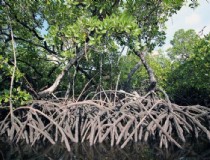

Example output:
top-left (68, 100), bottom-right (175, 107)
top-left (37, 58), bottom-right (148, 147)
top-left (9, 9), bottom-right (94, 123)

top-left (0, 90), bottom-right (210, 151)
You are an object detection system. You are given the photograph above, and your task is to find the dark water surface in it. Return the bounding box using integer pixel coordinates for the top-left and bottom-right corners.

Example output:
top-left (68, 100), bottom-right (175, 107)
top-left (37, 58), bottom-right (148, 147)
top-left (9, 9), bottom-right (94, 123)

top-left (0, 138), bottom-right (210, 160)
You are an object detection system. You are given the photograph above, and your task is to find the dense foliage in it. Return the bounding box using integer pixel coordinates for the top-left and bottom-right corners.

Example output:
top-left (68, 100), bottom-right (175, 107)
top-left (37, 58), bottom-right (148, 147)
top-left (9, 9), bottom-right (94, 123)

top-left (166, 32), bottom-right (210, 106)
top-left (0, 0), bottom-right (208, 107)
top-left (167, 29), bottom-right (199, 62)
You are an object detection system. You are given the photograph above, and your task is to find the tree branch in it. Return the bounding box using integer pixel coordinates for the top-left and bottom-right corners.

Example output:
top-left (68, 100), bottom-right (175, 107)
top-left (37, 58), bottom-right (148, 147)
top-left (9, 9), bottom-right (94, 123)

top-left (123, 60), bottom-right (142, 91)
top-left (1, 28), bottom-right (58, 55)
top-left (16, 59), bottom-right (43, 77)
top-left (38, 48), bottom-right (87, 97)
top-left (4, 1), bottom-right (44, 41)
top-left (77, 65), bottom-right (96, 86)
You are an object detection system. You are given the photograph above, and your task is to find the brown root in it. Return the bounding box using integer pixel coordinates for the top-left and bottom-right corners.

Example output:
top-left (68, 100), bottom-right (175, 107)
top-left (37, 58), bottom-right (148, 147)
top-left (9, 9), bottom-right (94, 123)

top-left (0, 90), bottom-right (210, 151)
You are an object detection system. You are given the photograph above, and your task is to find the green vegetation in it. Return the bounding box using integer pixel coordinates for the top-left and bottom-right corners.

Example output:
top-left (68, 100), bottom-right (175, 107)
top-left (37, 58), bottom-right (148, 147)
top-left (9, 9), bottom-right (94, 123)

top-left (166, 32), bottom-right (210, 106)
top-left (0, 0), bottom-right (210, 152)
top-left (0, 0), bottom-right (182, 104)
top-left (0, 0), bottom-right (208, 106)
top-left (167, 29), bottom-right (199, 62)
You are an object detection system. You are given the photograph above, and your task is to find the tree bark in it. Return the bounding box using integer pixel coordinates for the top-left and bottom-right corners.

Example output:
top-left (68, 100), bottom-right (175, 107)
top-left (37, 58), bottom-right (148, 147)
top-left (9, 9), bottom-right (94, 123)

top-left (123, 60), bottom-right (141, 92)
top-left (38, 52), bottom-right (85, 97)
top-left (134, 51), bottom-right (157, 91)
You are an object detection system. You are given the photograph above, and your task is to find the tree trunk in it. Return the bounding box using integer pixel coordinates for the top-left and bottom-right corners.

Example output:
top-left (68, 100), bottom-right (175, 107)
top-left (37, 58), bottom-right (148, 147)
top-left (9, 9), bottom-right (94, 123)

top-left (123, 60), bottom-right (141, 92)
top-left (38, 53), bottom-right (84, 97)
top-left (134, 51), bottom-right (157, 91)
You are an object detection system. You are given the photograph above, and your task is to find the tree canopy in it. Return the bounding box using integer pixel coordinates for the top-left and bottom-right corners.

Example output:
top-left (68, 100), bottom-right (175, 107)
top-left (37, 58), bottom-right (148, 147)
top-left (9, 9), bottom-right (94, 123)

top-left (166, 31), bottom-right (210, 106)
top-left (167, 29), bottom-right (199, 62)
top-left (0, 0), bottom-right (207, 106)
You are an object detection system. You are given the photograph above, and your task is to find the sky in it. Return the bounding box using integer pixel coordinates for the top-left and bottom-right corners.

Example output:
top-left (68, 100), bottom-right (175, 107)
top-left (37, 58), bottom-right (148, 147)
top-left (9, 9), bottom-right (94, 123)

top-left (161, 0), bottom-right (210, 51)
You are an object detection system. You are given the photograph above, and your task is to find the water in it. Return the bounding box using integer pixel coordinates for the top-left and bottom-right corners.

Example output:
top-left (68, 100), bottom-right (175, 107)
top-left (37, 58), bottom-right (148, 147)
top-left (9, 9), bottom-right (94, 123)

top-left (0, 138), bottom-right (210, 160)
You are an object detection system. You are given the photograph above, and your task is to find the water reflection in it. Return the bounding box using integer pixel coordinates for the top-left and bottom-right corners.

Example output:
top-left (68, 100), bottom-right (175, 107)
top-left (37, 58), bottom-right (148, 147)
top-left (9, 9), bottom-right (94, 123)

top-left (0, 138), bottom-right (210, 160)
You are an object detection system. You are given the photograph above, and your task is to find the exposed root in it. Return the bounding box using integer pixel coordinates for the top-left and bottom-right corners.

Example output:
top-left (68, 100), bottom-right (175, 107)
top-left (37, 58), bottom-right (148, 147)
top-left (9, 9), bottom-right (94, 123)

top-left (0, 90), bottom-right (210, 151)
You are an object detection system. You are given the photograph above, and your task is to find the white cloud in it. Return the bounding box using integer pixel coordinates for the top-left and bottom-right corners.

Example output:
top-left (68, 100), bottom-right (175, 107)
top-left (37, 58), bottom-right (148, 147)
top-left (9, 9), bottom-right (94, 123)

top-left (185, 13), bottom-right (201, 25)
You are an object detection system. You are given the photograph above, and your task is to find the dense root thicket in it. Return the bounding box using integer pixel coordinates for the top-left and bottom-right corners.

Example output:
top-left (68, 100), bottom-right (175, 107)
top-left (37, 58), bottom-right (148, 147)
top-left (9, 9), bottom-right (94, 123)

top-left (0, 90), bottom-right (210, 152)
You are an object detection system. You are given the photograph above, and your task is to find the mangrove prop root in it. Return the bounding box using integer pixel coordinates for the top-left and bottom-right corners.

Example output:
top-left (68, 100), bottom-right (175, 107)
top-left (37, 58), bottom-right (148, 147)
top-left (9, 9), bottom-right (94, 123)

top-left (0, 90), bottom-right (210, 151)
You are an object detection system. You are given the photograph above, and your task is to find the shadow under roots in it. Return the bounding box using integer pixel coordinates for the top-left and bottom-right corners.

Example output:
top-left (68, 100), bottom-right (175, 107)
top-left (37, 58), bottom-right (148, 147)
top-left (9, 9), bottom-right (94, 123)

top-left (0, 137), bottom-right (210, 160)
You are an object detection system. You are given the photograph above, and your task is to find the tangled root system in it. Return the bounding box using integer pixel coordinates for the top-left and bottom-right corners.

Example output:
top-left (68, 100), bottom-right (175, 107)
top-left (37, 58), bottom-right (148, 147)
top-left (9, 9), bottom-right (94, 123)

top-left (1, 90), bottom-right (210, 151)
